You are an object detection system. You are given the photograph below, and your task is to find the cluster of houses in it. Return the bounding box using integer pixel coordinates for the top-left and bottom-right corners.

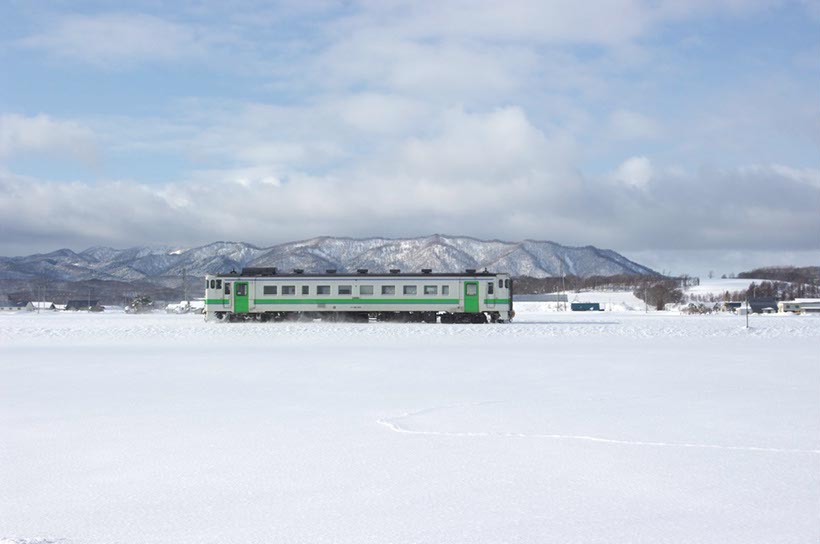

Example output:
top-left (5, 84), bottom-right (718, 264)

top-left (0, 298), bottom-right (207, 314)
top-left (0, 299), bottom-right (104, 312)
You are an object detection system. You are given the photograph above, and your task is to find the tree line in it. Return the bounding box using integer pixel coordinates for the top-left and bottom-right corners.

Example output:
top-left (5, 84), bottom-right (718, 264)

top-left (738, 266), bottom-right (820, 284)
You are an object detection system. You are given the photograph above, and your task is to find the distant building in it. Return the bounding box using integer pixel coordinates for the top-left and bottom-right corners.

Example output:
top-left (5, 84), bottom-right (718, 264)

top-left (778, 299), bottom-right (820, 314)
top-left (65, 300), bottom-right (104, 312)
top-left (571, 302), bottom-right (602, 311)
top-left (31, 301), bottom-right (56, 311)
top-left (748, 297), bottom-right (778, 314)
top-left (0, 300), bottom-right (32, 311)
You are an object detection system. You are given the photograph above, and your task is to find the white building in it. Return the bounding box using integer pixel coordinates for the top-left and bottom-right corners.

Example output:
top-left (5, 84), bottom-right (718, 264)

top-left (778, 299), bottom-right (820, 314)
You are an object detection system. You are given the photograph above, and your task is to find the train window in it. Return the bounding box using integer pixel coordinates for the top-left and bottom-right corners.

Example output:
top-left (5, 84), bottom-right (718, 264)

top-left (381, 285), bottom-right (395, 295)
top-left (263, 285), bottom-right (277, 295)
top-left (338, 285), bottom-right (352, 295)
top-left (302, 285), bottom-right (309, 295)
top-left (424, 285), bottom-right (438, 295)
top-left (505, 279), bottom-right (510, 289)
top-left (210, 280), bottom-right (215, 289)
top-left (224, 283), bottom-right (230, 295)
top-left (466, 284), bottom-right (478, 296)
top-left (403, 285), bottom-right (417, 295)
top-left (237, 283), bottom-right (247, 296)
top-left (317, 285), bottom-right (330, 295)
top-left (216, 280), bottom-right (222, 289)
top-left (488, 282), bottom-right (494, 295)
top-left (282, 286), bottom-right (296, 295)
top-left (205, 280), bottom-right (209, 289)
top-left (442, 285), bottom-right (449, 295)
top-left (360, 285), bottom-right (374, 295)
top-left (498, 279), bottom-right (503, 288)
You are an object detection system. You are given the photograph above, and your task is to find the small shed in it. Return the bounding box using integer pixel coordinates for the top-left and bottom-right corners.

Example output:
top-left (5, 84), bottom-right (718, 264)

top-left (722, 301), bottom-right (742, 312)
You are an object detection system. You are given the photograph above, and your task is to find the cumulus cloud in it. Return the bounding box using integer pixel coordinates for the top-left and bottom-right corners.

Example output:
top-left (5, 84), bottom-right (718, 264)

top-left (0, 114), bottom-right (97, 164)
top-left (1, 151), bottom-right (818, 256)
top-left (3, 101), bottom-right (817, 256)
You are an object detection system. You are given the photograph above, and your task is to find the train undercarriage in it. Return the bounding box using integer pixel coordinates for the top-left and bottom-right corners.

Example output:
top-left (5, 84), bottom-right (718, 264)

top-left (213, 310), bottom-right (506, 324)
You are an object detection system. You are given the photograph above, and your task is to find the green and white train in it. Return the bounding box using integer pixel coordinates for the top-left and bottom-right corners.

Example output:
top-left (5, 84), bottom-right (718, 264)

top-left (204, 268), bottom-right (514, 323)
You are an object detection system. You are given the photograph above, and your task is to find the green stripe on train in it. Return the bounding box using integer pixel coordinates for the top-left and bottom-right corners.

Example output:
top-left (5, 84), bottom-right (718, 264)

top-left (206, 298), bottom-right (510, 306)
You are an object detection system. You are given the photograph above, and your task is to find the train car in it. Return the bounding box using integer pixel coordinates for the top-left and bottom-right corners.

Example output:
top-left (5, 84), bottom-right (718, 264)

top-left (204, 268), bottom-right (513, 323)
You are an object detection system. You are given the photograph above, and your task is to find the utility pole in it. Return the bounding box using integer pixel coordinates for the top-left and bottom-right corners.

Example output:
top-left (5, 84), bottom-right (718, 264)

top-left (560, 261), bottom-right (567, 312)
top-left (183, 267), bottom-right (189, 307)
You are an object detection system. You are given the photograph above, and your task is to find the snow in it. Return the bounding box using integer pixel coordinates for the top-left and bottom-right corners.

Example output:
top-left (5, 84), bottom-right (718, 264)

top-left (517, 290), bottom-right (647, 311)
top-left (1, 308), bottom-right (818, 544)
top-left (686, 278), bottom-right (763, 297)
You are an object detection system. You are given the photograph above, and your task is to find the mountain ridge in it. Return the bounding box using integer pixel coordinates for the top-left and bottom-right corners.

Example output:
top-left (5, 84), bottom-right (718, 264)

top-left (0, 235), bottom-right (658, 282)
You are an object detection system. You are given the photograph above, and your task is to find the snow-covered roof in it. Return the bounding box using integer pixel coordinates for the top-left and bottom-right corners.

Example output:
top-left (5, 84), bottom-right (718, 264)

top-left (32, 301), bottom-right (55, 309)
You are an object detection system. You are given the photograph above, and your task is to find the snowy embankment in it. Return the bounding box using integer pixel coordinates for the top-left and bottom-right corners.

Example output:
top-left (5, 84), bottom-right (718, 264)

top-left (1, 310), bottom-right (818, 544)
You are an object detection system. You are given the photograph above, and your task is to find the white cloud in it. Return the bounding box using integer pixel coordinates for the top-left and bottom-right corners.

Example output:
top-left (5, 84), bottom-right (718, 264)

top-left (19, 13), bottom-right (212, 66)
top-left (0, 114), bottom-right (97, 164)
top-left (333, 93), bottom-right (430, 135)
top-left (2, 141), bottom-right (818, 256)
top-left (612, 156), bottom-right (653, 188)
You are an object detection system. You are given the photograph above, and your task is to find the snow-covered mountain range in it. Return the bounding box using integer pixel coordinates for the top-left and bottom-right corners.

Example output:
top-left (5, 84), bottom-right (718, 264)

top-left (0, 235), bottom-right (657, 282)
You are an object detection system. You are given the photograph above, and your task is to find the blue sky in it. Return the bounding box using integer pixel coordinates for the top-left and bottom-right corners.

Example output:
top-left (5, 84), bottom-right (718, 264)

top-left (0, 0), bottom-right (818, 275)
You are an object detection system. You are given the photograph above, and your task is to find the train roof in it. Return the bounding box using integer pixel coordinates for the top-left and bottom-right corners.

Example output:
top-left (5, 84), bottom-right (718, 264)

top-left (210, 267), bottom-right (505, 279)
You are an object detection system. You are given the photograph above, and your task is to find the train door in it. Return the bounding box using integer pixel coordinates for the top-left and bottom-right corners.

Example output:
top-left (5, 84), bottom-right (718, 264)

top-left (464, 281), bottom-right (479, 313)
top-left (486, 280), bottom-right (496, 308)
top-left (234, 282), bottom-right (249, 314)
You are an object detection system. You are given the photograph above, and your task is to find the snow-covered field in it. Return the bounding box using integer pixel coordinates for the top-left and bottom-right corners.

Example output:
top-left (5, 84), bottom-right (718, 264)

top-left (1, 308), bottom-right (818, 544)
